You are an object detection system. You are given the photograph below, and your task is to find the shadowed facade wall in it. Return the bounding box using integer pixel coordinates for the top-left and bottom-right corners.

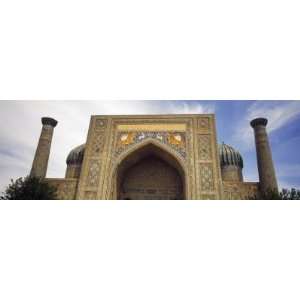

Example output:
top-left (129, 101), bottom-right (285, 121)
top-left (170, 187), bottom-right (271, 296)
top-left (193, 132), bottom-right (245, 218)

top-left (45, 178), bottom-right (78, 200)
top-left (119, 156), bottom-right (183, 200)
top-left (223, 182), bottom-right (260, 200)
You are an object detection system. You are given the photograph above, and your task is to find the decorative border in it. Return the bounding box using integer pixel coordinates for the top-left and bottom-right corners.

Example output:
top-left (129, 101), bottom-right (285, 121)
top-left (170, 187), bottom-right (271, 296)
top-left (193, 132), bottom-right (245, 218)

top-left (114, 131), bottom-right (187, 160)
top-left (106, 117), bottom-right (193, 199)
top-left (197, 117), bottom-right (210, 130)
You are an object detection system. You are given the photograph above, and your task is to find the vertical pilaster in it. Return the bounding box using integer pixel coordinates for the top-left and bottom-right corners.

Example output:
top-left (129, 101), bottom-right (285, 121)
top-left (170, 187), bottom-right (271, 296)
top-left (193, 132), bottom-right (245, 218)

top-left (30, 117), bottom-right (58, 178)
top-left (250, 117), bottom-right (278, 194)
top-left (195, 115), bottom-right (222, 199)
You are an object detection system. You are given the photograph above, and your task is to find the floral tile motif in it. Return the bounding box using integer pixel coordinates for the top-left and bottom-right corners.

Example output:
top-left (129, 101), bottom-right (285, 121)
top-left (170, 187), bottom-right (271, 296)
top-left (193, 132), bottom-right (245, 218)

top-left (86, 160), bottom-right (101, 187)
top-left (115, 131), bottom-right (187, 160)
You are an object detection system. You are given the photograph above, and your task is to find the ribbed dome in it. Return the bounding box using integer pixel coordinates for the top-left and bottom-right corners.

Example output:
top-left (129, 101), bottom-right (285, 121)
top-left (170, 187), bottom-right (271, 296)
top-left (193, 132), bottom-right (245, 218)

top-left (66, 144), bottom-right (85, 165)
top-left (219, 143), bottom-right (243, 169)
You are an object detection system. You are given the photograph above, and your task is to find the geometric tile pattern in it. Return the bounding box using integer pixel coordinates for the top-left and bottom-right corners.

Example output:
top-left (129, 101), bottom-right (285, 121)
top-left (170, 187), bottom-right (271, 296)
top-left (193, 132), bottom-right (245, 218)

top-left (197, 117), bottom-right (210, 130)
top-left (90, 131), bottom-right (105, 155)
top-left (198, 134), bottom-right (212, 160)
top-left (199, 163), bottom-right (214, 191)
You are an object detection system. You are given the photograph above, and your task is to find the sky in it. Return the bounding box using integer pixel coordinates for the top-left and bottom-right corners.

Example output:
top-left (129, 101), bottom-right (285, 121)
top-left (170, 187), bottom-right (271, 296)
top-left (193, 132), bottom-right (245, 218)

top-left (0, 100), bottom-right (299, 193)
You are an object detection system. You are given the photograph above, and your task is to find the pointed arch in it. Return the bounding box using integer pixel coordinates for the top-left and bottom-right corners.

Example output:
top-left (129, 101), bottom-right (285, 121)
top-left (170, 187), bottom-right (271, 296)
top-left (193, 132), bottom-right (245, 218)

top-left (109, 138), bottom-right (188, 199)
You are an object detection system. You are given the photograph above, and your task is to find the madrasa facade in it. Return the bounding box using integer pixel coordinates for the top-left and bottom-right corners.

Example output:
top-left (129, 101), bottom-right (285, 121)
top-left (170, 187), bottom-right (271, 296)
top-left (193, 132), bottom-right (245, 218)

top-left (29, 114), bottom-right (278, 200)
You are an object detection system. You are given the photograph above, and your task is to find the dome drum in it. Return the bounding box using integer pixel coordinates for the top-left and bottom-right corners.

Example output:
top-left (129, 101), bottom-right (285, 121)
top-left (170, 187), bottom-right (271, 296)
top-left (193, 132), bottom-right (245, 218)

top-left (220, 165), bottom-right (243, 182)
top-left (65, 164), bottom-right (82, 179)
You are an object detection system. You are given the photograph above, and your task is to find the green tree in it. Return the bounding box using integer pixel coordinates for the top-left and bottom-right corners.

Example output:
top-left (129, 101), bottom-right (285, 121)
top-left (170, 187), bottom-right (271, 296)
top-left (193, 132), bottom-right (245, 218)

top-left (260, 188), bottom-right (282, 200)
top-left (280, 188), bottom-right (300, 200)
top-left (259, 188), bottom-right (300, 200)
top-left (1, 176), bottom-right (57, 200)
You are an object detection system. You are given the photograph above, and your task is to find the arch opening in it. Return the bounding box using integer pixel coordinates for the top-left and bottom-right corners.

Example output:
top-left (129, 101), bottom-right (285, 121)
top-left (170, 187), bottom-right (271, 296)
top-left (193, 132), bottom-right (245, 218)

top-left (116, 143), bottom-right (186, 200)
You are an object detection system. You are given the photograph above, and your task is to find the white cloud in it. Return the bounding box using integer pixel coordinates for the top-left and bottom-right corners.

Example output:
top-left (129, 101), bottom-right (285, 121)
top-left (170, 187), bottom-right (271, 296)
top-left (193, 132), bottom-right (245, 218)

top-left (0, 100), bottom-right (214, 192)
top-left (233, 101), bottom-right (300, 150)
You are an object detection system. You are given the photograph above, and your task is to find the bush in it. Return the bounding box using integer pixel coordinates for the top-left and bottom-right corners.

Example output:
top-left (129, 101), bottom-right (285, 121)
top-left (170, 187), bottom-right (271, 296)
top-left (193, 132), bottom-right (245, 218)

top-left (260, 189), bottom-right (282, 200)
top-left (1, 176), bottom-right (57, 200)
top-left (280, 188), bottom-right (300, 200)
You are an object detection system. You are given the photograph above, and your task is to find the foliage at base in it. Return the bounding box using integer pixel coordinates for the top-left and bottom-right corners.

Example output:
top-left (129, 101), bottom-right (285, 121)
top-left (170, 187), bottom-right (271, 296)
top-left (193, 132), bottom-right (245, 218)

top-left (280, 188), bottom-right (300, 200)
top-left (1, 176), bottom-right (58, 200)
top-left (255, 188), bottom-right (300, 200)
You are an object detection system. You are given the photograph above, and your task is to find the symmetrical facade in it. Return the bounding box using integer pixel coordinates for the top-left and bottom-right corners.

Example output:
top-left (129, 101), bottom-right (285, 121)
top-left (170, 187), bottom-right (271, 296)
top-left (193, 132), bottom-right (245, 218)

top-left (30, 114), bottom-right (278, 199)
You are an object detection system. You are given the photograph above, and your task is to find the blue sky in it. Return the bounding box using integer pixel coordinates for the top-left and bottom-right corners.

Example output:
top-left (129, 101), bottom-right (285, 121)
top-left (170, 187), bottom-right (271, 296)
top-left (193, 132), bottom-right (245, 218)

top-left (0, 100), bottom-right (299, 192)
top-left (210, 100), bottom-right (300, 189)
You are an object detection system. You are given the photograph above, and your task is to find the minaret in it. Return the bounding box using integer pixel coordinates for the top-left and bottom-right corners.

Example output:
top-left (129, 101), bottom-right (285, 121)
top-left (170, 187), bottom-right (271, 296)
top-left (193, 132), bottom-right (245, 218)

top-left (250, 117), bottom-right (278, 194)
top-left (30, 117), bottom-right (58, 178)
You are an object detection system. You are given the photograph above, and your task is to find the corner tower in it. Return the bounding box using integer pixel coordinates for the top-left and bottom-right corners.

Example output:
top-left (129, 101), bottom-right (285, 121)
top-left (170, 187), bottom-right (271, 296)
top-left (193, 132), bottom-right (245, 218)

top-left (250, 117), bottom-right (278, 194)
top-left (30, 117), bottom-right (58, 178)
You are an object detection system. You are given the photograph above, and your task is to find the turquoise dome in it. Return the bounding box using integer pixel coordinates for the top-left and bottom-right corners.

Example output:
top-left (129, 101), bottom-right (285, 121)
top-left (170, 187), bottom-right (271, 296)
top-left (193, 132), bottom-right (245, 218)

top-left (66, 144), bottom-right (85, 165)
top-left (219, 143), bottom-right (243, 169)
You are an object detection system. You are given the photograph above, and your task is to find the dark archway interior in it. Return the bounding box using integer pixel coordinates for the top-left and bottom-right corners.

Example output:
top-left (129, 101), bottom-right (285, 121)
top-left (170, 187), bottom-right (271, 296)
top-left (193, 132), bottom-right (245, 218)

top-left (117, 143), bottom-right (185, 200)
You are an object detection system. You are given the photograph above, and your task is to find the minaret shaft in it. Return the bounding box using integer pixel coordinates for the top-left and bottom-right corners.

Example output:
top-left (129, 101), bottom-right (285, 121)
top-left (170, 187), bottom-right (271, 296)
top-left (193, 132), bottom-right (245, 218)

top-left (250, 118), bottom-right (278, 194)
top-left (30, 117), bottom-right (58, 178)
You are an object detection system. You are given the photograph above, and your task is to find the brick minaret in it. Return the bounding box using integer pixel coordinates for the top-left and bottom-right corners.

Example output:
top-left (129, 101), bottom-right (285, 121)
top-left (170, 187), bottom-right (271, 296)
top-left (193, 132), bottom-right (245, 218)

top-left (250, 117), bottom-right (278, 194)
top-left (30, 117), bottom-right (58, 178)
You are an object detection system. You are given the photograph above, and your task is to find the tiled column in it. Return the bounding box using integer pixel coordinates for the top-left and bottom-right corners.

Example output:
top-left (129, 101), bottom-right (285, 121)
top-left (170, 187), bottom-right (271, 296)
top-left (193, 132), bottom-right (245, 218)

top-left (250, 117), bottom-right (278, 194)
top-left (30, 117), bottom-right (58, 178)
